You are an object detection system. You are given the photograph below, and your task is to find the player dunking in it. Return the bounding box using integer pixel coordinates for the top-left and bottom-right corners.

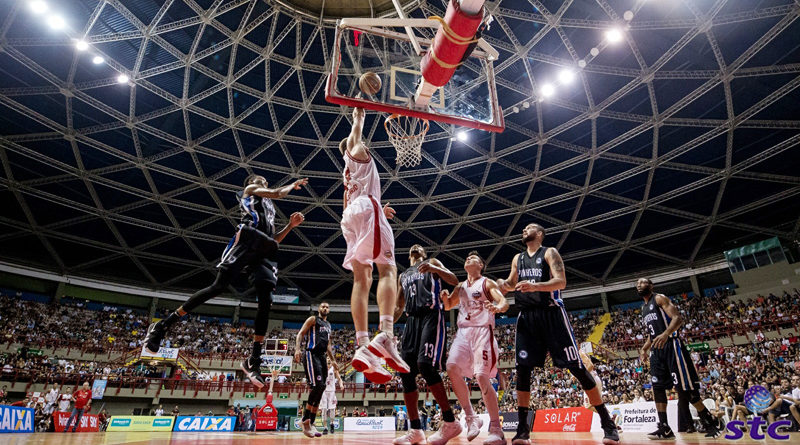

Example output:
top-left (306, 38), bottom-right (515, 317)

top-left (143, 175), bottom-right (307, 388)
top-left (294, 302), bottom-right (337, 438)
top-left (339, 106), bottom-right (409, 382)
top-left (320, 361), bottom-right (343, 435)
top-left (497, 223), bottom-right (619, 445)
top-left (393, 245), bottom-right (459, 445)
top-left (437, 251), bottom-right (508, 445)
top-left (637, 278), bottom-right (723, 439)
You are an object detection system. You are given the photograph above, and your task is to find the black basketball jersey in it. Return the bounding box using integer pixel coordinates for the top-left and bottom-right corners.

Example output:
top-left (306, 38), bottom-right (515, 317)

top-left (641, 296), bottom-right (678, 340)
top-left (400, 262), bottom-right (442, 315)
top-left (306, 316), bottom-right (331, 354)
top-left (237, 190), bottom-right (275, 237)
top-left (515, 246), bottom-right (563, 308)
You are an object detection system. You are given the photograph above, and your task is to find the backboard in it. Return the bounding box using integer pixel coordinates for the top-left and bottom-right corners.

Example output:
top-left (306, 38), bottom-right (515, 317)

top-left (325, 19), bottom-right (505, 133)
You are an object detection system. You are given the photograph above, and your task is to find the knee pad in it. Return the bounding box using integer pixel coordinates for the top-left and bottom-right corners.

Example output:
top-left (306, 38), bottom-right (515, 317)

top-left (654, 388), bottom-right (668, 405)
top-left (418, 363), bottom-right (442, 386)
top-left (684, 389), bottom-right (701, 405)
top-left (516, 365), bottom-right (532, 393)
top-left (568, 366), bottom-right (597, 391)
top-left (400, 372), bottom-right (418, 394)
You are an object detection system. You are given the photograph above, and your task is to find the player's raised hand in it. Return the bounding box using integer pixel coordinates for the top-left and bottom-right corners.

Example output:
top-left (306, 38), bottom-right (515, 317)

top-left (289, 212), bottom-right (305, 228)
top-left (515, 281), bottom-right (538, 293)
top-left (293, 178), bottom-right (309, 189)
top-left (417, 261), bottom-right (435, 274)
top-left (484, 301), bottom-right (500, 313)
top-left (383, 203), bottom-right (396, 220)
top-left (440, 289), bottom-right (450, 300)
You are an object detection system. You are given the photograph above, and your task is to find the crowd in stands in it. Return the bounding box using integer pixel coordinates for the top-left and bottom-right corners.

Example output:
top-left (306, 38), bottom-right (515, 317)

top-left (2, 287), bottom-right (800, 425)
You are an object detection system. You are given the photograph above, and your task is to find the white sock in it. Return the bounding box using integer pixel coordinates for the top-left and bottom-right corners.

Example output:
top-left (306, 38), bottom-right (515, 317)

top-left (379, 315), bottom-right (393, 333)
top-left (356, 331), bottom-right (369, 347)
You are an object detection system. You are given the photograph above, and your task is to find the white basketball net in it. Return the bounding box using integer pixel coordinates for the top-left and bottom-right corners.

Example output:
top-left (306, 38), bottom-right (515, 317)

top-left (384, 114), bottom-right (429, 168)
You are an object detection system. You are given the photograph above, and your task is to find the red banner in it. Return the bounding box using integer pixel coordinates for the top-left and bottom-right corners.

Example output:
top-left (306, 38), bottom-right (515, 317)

top-left (532, 407), bottom-right (593, 433)
top-left (53, 411), bottom-right (100, 432)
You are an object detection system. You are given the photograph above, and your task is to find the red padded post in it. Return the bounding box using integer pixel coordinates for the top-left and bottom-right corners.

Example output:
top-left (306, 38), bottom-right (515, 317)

top-left (419, 0), bottom-right (483, 87)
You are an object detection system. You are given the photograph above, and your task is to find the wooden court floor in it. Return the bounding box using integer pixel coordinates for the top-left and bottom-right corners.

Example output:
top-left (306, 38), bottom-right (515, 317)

top-left (0, 431), bottom-right (797, 445)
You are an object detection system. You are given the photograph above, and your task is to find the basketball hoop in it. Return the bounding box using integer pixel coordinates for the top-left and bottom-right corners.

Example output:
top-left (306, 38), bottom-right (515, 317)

top-left (384, 113), bottom-right (429, 168)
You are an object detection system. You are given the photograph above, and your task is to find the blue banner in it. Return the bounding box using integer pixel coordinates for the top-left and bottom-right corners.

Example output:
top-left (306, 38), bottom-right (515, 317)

top-left (91, 379), bottom-right (107, 400)
top-left (174, 416), bottom-right (236, 432)
top-left (0, 405), bottom-right (34, 433)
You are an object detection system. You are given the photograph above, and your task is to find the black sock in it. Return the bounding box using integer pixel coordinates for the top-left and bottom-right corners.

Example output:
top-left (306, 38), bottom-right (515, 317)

top-left (698, 408), bottom-right (714, 426)
top-left (595, 404), bottom-right (612, 425)
top-left (302, 409), bottom-right (311, 421)
top-left (310, 411), bottom-right (317, 423)
top-left (410, 419), bottom-right (422, 430)
top-left (518, 407), bottom-right (529, 431)
top-left (163, 311), bottom-right (181, 328)
top-left (251, 342), bottom-right (262, 359)
top-left (657, 410), bottom-right (668, 427)
top-left (442, 409), bottom-right (455, 423)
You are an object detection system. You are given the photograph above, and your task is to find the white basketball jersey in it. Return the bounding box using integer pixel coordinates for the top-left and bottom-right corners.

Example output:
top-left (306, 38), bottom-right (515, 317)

top-left (325, 367), bottom-right (336, 391)
top-left (343, 151), bottom-right (382, 209)
top-left (456, 277), bottom-right (494, 328)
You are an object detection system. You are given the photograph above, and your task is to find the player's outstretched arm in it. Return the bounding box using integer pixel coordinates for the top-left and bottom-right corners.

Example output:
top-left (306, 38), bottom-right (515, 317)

top-left (246, 178), bottom-right (309, 200)
top-left (274, 212), bottom-right (304, 243)
top-left (441, 286), bottom-right (460, 311)
top-left (496, 254), bottom-right (520, 294)
top-left (293, 316), bottom-right (315, 363)
top-left (515, 248), bottom-right (567, 293)
top-left (418, 258), bottom-right (459, 286)
top-left (484, 279), bottom-right (509, 313)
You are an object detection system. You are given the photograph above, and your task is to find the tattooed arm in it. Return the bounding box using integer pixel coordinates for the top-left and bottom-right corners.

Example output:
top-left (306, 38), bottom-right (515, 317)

top-left (521, 247), bottom-right (567, 292)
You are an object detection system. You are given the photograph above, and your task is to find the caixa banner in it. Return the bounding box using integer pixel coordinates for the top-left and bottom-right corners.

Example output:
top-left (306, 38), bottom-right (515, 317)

top-left (0, 405), bottom-right (34, 433)
top-left (174, 416), bottom-right (235, 432)
top-left (532, 407), bottom-right (593, 433)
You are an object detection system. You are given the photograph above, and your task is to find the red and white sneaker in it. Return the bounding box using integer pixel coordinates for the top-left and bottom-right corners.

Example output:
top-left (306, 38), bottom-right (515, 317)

top-left (393, 428), bottom-right (427, 445)
top-left (428, 421), bottom-right (462, 445)
top-left (466, 415), bottom-right (484, 441)
top-left (367, 331), bottom-right (410, 373)
top-left (351, 345), bottom-right (392, 384)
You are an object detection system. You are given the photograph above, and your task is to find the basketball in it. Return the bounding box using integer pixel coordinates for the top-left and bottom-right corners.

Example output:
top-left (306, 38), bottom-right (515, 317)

top-left (359, 72), bottom-right (381, 95)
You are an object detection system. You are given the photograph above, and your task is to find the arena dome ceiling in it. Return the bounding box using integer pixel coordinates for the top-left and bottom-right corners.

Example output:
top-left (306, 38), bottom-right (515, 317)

top-left (0, 0), bottom-right (799, 302)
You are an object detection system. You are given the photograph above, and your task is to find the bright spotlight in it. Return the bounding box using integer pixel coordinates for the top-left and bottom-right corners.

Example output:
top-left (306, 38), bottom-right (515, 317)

top-left (117, 74), bottom-right (129, 84)
top-left (578, 60), bottom-right (587, 68)
top-left (557, 69), bottom-right (575, 85)
top-left (457, 131), bottom-right (468, 142)
top-left (46, 14), bottom-right (65, 30)
top-left (29, 0), bottom-right (48, 14)
top-left (605, 28), bottom-right (624, 43)
top-left (75, 40), bottom-right (88, 51)
top-left (623, 11), bottom-right (634, 21)
top-left (590, 47), bottom-right (600, 56)
top-left (92, 55), bottom-right (105, 64)
top-left (540, 83), bottom-right (555, 98)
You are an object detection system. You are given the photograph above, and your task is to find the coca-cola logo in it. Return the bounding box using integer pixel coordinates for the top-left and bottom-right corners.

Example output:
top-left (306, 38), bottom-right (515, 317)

top-left (562, 424), bottom-right (577, 432)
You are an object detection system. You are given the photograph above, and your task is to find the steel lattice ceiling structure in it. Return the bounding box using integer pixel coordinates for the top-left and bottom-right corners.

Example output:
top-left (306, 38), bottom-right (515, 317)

top-left (1, 0), bottom-right (799, 302)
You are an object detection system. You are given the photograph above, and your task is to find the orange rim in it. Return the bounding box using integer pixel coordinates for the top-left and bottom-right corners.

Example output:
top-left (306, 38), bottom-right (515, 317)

top-left (384, 114), bottom-right (430, 140)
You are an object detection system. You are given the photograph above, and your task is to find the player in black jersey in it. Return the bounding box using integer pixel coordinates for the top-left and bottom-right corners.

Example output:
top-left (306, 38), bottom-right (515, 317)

top-left (142, 174), bottom-right (308, 388)
top-left (497, 223), bottom-right (619, 445)
top-left (294, 301), bottom-right (335, 438)
top-left (392, 245), bottom-right (459, 445)
top-left (637, 278), bottom-right (723, 440)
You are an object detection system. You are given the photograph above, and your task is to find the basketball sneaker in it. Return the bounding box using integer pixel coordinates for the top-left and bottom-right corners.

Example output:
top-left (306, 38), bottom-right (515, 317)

top-left (143, 320), bottom-right (166, 355)
top-left (322, 427), bottom-right (328, 435)
top-left (367, 331), bottom-right (411, 373)
top-left (647, 423), bottom-right (675, 440)
top-left (301, 419), bottom-right (322, 438)
top-left (352, 345), bottom-right (392, 384)
top-left (510, 429), bottom-right (530, 445)
top-left (428, 421), bottom-right (462, 445)
top-left (602, 420), bottom-right (620, 445)
top-left (240, 356), bottom-right (266, 389)
top-left (466, 415), bottom-right (483, 441)
top-left (393, 428), bottom-right (427, 445)
top-left (704, 418), bottom-right (723, 438)
top-left (483, 425), bottom-right (506, 445)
